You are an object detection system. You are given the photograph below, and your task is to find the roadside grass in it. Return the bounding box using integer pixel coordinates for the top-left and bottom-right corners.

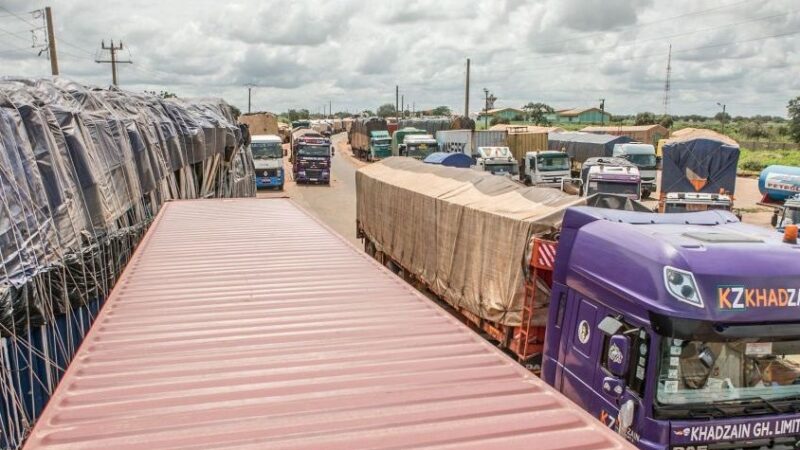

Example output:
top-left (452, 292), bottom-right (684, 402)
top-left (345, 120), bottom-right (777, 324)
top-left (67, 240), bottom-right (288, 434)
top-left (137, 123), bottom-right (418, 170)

top-left (738, 148), bottom-right (800, 176)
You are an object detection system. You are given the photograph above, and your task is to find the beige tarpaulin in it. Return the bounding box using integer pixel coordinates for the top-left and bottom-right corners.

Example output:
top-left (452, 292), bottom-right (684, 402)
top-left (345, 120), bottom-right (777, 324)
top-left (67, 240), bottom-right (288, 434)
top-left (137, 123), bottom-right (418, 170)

top-left (356, 157), bottom-right (588, 326)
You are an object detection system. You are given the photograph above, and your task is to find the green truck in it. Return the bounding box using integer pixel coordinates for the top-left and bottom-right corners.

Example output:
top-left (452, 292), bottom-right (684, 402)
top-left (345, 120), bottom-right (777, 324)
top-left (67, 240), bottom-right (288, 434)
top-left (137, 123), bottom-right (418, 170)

top-left (391, 127), bottom-right (428, 157)
top-left (349, 118), bottom-right (390, 161)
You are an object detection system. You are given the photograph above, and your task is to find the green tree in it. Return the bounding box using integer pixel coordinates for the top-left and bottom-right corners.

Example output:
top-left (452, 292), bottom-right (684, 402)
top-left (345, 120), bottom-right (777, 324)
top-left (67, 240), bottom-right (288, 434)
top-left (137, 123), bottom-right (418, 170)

top-left (714, 111), bottom-right (731, 123)
top-left (522, 102), bottom-right (554, 125)
top-left (634, 112), bottom-right (656, 125)
top-left (740, 121), bottom-right (768, 139)
top-left (377, 103), bottom-right (397, 118)
top-left (145, 90), bottom-right (177, 99)
top-left (361, 109), bottom-right (375, 117)
top-left (788, 97), bottom-right (800, 143)
top-left (659, 115), bottom-right (673, 129)
top-left (431, 106), bottom-right (451, 116)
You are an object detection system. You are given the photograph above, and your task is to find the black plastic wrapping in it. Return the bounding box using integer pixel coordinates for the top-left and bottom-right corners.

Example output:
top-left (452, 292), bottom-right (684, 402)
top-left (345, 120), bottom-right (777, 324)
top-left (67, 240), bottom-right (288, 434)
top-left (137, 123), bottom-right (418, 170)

top-left (660, 137), bottom-right (740, 195)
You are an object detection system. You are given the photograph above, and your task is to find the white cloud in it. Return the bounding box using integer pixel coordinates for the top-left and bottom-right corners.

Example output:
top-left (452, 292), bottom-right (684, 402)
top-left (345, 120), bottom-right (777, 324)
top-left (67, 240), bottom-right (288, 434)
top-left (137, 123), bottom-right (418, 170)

top-left (0, 0), bottom-right (796, 116)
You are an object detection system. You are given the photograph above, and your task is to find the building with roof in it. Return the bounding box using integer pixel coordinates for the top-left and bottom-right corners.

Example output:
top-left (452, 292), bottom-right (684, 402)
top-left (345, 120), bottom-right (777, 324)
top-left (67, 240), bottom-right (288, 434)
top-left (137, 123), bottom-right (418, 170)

top-left (581, 124), bottom-right (669, 146)
top-left (478, 107), bottom-right (525, 122)
top-left (546, 107), bottom-right (612, 124)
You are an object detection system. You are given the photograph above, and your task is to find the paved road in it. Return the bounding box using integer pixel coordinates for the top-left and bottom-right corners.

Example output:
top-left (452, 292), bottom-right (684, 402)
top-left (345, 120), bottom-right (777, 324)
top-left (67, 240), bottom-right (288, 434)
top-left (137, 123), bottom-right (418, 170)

top-left (256, 133), bottom-right (361, 246)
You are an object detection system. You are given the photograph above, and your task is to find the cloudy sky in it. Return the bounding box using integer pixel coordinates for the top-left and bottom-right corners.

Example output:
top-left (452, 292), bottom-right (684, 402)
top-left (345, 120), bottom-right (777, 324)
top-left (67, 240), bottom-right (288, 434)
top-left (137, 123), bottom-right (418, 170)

top-left (1, 0), bottom-right (798, 116)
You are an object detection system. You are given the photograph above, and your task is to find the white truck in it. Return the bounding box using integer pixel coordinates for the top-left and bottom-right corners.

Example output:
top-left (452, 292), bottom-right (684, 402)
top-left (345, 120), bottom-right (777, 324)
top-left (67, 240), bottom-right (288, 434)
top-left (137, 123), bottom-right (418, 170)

top-left (475, 146), bottom-right (518, 175)
top-left (520, 150), bottom-right (571, 187)
top-left (612, 143), bottom-right (657, 197)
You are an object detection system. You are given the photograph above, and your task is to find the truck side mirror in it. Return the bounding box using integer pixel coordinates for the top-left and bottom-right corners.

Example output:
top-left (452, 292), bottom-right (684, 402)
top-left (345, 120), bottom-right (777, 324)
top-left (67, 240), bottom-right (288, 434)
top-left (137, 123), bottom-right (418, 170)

top-left (607, 334), bottom-right (631, 378)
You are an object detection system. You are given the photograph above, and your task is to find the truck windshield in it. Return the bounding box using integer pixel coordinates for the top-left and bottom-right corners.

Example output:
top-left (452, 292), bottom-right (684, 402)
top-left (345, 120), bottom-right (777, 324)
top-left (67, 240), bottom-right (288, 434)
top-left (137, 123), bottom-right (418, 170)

top-left (781, 206), bottom-right (800, 227)
top-left (407, 143), bottom-right (437, 154)
top-left (664, 201), bottom-right (732, 213)
top-left (372, 139), bottom-right (391, 146)
top-left (297, 145), bottom-right (329, 157)
top-left (626, 154), bottom-right (657, 168)
top-left (251, 142), bottom-right (282, 159)
top-left (587, 181), bottom-right (639, 196)
top-left (536, 155), bottom-right (570, 171)
top-left (656, 338), bottom-right (800, 416)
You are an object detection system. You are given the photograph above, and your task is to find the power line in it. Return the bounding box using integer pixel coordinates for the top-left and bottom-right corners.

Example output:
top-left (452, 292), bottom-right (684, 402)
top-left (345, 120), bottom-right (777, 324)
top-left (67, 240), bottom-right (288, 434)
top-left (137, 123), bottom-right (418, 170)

top-left (0, 6), bottom-right (38, 28)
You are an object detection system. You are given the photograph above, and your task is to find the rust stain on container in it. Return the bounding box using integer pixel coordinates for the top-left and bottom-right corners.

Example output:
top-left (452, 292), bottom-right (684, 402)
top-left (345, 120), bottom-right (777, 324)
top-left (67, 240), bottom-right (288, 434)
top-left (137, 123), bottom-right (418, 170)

top-left (24, 199), bottom-right (631, 449)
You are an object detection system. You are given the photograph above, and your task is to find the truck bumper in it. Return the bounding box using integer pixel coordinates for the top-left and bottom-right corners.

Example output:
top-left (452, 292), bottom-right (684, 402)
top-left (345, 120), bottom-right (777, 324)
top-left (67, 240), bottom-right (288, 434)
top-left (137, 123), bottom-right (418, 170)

top-left (256, 176), bottom-right (284, 189)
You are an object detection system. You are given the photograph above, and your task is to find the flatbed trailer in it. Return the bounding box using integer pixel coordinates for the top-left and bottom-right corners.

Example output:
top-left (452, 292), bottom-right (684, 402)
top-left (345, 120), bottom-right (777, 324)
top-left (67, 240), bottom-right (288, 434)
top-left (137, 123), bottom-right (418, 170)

top-left (23, 199), bottom-right (630, 450)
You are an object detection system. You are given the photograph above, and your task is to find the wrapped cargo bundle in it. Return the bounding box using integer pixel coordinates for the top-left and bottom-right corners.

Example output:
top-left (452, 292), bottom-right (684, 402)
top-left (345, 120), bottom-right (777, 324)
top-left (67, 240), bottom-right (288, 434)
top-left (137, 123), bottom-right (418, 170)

top-left (356, 157), bottom-right (586, 326)
top-left (239, 112), bottom-right (279, 136)
top-left (0, 78), bottom-right (254, 449)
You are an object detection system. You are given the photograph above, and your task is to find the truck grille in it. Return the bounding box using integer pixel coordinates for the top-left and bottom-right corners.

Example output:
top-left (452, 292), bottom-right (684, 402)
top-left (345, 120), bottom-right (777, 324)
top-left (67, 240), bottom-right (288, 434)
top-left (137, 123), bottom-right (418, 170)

top-left (305, 169), bottom-right (322, 179)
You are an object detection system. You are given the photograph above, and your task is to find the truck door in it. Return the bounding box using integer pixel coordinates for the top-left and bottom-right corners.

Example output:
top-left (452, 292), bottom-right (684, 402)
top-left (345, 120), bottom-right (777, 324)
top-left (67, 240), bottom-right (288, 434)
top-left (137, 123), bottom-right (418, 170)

top-left (594, 314), bottom-right (650, 446)
top-left (559, 296), bottom-right (604, 411)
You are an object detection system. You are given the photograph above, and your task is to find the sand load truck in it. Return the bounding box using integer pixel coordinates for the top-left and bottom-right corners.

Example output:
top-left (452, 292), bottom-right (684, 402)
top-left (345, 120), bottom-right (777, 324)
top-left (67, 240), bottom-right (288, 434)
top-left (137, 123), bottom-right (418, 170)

top-left (758, 165), bottom-right (800, 231)
top-left (356, 157), bottom-right (800, 449)
top-left (349, 117), bottom-right (389, 161)
top-left (659, 133), bottom-right (739, 214)
top-left (290, 128), bottom-right (331, 184)
top-left (250, 134), bottom-right (284, 189)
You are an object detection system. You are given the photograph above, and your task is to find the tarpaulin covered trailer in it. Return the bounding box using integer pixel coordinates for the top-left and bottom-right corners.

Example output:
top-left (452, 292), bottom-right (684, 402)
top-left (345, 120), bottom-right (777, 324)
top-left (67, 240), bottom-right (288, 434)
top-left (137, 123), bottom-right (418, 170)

top-left (660, 135), bottom-right (740, 195)
top-left (548, 132), bottom-right (632, 164)
top-left (0, 77), bottom-right (254, 449)
top-left (357, 157), bottom-right (609, 326)
top-left (23, 199), bottom-right (631, 450)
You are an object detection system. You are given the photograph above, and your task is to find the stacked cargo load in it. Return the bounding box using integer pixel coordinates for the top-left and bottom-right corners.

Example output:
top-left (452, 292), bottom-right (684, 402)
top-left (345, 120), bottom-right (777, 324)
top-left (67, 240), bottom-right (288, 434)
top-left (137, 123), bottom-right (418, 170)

top-left (0, 77), bottom-right (254, 449)
top-left (238, 112), bottom-right (279, 135)
top-left (356, 157), bottom-right (642, 328)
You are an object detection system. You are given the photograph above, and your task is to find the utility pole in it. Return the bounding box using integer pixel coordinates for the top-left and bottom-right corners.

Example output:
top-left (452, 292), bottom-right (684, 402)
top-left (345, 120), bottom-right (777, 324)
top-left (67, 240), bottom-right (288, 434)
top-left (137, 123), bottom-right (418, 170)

top-left (464, 58), bottom-right (470, 117)
top-left (662, 44), bottom-right (672, 117)
top-left (483, 88), bottom-right (489, 129)
top-left (395, 85), bottom-right (399, 120)
top-left (329, 100), bottom-right (332, 119)
top-left (247, 86), bottom-right (252, 113)
top-left (401, 94), bottom-right (404, 119)
top-left (717, 103), bottom-right (727, 133)
top-left (44, 7), bottom-right (58, 76)
top-left (599, 98), bottom-right (606, 124)
top-left (95, 40), bottom-right (131, 86)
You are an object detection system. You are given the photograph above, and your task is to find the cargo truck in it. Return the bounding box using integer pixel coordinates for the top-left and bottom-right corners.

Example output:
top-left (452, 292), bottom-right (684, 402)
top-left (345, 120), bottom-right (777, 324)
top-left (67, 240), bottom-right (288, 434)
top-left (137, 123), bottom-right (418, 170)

top-left (291, 128), bottom-right (331, 184)
top-left (436, 129), bottom-right (507, 157)
top-left (659, 135), bottom-right (739, 214)
top-left (612, 143), bottom-right (657, 198)
top-left (757, 165), bottom-right (800, 231)
top-left (400, 134), bottom-right (439, 159)
top-left (24, 199), bottom-right (632, 450)
top-left (475, 146), bottom-right (518, 175)
top-left (548, 132), bottom-right (633, 174)
top-left (521, 150), bottom-right (571, 186)
top-left (349, 117), bottom-right (389, 161)
top-left (560, 157), bottom-right (642, 200)
top-left (250, 134), bottom-right (284, 189)
top-left (357, 158), bottom-right (800, 449)
top-left (391, 127), bottom-right (427, 156)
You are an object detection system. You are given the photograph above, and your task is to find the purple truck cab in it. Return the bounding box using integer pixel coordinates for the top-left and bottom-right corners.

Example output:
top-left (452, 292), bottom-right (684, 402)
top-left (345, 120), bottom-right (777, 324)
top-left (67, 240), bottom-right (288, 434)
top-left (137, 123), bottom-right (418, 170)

top-left (542, 207), bottom-right (800, 449)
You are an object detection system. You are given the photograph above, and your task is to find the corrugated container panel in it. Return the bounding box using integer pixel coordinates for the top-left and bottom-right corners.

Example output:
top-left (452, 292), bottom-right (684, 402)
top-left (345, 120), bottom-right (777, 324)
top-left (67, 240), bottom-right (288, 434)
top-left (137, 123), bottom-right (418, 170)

top-left (473, 130), bottom-right (508, 155)
top-left (507, 132), bottom-right (549, 162)
top-left (24, 199), bottom-right (631, 450)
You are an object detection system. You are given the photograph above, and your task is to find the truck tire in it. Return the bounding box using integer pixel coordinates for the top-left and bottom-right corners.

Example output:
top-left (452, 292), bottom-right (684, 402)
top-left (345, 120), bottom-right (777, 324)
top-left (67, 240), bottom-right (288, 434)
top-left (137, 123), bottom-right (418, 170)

top-left (642, 189), bottom-right (651, 199)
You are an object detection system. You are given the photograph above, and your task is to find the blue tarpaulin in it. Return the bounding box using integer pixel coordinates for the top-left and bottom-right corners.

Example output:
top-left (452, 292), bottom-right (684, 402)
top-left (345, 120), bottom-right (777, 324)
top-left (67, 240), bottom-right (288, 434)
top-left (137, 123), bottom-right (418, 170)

top-left (423, 152), bottom-right (472, 168)
top-left (661, 137), bottom-right (739, 195)
top-left (547, 132), bottom-right (632, 163)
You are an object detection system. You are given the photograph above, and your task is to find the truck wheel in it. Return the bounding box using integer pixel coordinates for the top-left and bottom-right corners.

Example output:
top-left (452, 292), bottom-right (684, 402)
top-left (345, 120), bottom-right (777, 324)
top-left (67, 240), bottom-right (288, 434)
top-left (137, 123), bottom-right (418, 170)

top-left (278, 184), bottom-right (284, 191)
top-left (642, 189), bottom-right (651, 198)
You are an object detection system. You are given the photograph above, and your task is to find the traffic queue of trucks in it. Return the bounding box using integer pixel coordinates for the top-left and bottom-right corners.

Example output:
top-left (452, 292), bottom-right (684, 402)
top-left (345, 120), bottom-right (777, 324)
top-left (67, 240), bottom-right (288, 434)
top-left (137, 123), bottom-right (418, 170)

top-left (356, 158), bottom-right (800, 450)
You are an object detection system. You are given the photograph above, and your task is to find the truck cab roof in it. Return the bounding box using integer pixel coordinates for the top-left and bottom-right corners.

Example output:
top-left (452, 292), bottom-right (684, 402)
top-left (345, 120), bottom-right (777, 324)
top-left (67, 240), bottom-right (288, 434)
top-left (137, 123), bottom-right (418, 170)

top-left (478, 146), bottom-right (513, 159)
top-left (556, 207), bottom-right (800, 329)
top-left (525, 150), bottom-right (567, 157)
top-left (613, 143), bottom-right (655, 155)
top-left (404, 134), bottom-right (436, 144)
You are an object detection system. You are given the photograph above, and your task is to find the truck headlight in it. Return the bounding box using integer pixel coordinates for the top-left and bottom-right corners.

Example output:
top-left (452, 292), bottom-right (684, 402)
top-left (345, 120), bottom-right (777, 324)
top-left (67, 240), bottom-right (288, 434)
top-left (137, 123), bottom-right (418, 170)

top-left (663, 266), bottom-right (703, 307)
